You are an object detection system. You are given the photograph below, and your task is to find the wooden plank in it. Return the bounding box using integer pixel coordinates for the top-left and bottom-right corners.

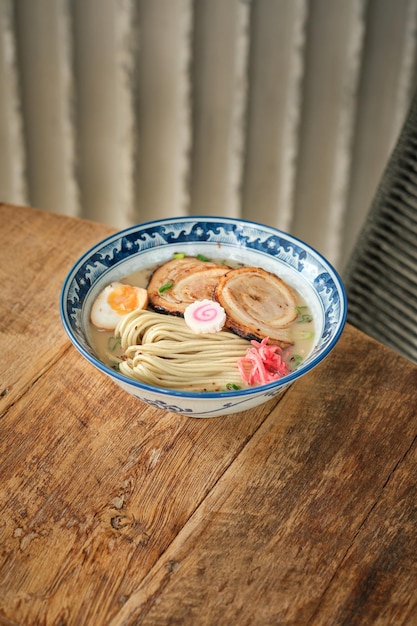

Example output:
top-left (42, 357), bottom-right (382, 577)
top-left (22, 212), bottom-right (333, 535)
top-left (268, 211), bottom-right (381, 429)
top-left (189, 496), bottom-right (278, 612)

top-left (0, 347), bottom-right (276, 625)
top-left (0, 204), bottom-right (114, 411)
top-left (311, 437), bottom-right (417, 625)
top-left (107, 325), bottom-right (417, 625)
top-left (3, 204), bottom-right (417, 625)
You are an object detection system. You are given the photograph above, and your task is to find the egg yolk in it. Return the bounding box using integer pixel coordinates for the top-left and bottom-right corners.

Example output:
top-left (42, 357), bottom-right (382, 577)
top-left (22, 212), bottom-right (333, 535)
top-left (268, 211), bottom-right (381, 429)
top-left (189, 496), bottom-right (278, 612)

top-left (107, 284), bottom-right (139, 314)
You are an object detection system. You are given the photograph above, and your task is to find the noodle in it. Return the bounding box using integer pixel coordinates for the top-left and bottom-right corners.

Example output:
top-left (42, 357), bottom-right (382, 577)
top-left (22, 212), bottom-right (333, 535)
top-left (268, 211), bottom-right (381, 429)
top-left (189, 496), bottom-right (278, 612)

top-left (113, 309), bottom-right (250, 391)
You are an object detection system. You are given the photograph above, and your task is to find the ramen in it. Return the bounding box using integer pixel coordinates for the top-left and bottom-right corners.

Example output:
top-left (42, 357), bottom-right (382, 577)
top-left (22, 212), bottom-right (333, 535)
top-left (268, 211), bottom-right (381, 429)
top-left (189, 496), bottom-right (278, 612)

top-left (89, 255), bottom-right (315, 392)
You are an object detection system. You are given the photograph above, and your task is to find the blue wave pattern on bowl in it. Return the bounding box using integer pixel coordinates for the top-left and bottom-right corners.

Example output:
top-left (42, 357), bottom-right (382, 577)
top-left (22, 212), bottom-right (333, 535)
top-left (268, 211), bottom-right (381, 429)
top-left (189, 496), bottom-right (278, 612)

top-left (131, 380), bottom-right (292, 417)
top-left (313, 272), bottom-right (342, 351)
top-left (61, 217), bottom-right (346, 417)
top-left (66, 219), bottom-right (340, 351)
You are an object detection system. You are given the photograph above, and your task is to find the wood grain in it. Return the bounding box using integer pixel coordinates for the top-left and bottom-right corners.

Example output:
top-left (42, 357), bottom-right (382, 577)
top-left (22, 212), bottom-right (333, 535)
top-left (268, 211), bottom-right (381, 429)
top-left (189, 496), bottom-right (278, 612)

top-left (0, 203), bottom-right (114, 412)
top-left (0, 342), bottom-right (278, 625)
top-left (1, 204), bottom-right (417, 626)
top-left (313, 436), bottom-right (417, 625)
top-left (108, 326), bottom-right (417, 626)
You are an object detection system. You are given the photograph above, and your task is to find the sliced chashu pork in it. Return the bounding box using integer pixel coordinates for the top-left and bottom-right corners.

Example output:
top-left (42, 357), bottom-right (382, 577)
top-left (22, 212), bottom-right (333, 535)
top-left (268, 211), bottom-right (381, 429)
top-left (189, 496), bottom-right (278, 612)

top-left (215, 266), bottom-right (298, 347)
top-left (147, 256), bottom-right (230, 315)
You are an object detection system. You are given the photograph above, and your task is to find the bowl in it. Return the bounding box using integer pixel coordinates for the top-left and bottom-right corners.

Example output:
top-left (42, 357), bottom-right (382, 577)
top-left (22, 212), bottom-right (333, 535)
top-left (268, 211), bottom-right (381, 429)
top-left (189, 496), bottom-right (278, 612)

top-left (60, 216), bottom-right (347, 418)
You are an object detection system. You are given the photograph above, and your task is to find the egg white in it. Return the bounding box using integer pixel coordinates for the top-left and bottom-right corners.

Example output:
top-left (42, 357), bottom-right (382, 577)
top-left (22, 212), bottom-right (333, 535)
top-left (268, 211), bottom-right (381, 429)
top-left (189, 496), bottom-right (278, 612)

top-left (90, 282), bottom-right (148, 330)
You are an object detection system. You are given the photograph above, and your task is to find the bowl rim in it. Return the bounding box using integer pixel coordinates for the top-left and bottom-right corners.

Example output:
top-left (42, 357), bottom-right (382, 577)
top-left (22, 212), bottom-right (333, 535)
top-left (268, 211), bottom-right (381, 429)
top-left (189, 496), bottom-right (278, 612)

top-left (60, 215), bottom-right (347, 399)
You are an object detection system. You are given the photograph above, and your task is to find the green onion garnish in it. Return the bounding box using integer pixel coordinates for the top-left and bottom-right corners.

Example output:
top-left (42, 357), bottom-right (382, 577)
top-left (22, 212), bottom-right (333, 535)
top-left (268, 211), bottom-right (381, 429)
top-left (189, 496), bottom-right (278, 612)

top-left (197, 254), bottom-right (210, 262)
top-left (173, 252), bottom-right (186, 259)
top-left (296, 305), bottom-right (313, 323)
top-left (225, 383), bottom-right (241, 391)
top-left (159, 280), bottom-right (174, 293)
top-left (290, 354), bottom-right (303, 368)
top-left (108, 336), bottom-right (121, 352)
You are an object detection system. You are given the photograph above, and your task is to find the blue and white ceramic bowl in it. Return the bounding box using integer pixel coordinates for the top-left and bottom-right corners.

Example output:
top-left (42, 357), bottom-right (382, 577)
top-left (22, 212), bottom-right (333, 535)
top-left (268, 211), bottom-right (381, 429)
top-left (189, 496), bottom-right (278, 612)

top-left (60, 216), bottom-right (347, 418)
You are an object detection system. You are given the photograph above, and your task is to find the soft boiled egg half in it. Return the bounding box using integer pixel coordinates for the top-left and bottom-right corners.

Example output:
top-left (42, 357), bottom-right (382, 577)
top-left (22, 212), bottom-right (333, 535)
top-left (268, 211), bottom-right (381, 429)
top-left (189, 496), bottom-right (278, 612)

top-left (90, 282), bottom-right (148, 330)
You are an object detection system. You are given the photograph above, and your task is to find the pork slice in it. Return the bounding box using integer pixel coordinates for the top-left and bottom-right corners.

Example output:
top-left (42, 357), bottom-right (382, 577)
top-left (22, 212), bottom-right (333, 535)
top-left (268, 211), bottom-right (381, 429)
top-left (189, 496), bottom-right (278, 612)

top-left (147, 257), bottom-right (230, 315)
top-left (215, 266), bottom-right (298, 347)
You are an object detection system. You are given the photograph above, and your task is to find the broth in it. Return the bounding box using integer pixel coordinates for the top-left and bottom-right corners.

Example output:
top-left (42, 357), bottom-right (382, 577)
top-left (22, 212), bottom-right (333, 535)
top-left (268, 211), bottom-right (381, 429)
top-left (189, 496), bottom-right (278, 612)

top-left (89, 258), bottom-right (316, 390)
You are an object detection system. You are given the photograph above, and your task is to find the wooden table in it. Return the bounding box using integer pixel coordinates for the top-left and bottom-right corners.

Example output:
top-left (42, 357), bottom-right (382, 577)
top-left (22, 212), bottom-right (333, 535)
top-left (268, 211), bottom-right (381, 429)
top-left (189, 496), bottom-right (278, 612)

top-left (1, 203), bottom-right (417, 626)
